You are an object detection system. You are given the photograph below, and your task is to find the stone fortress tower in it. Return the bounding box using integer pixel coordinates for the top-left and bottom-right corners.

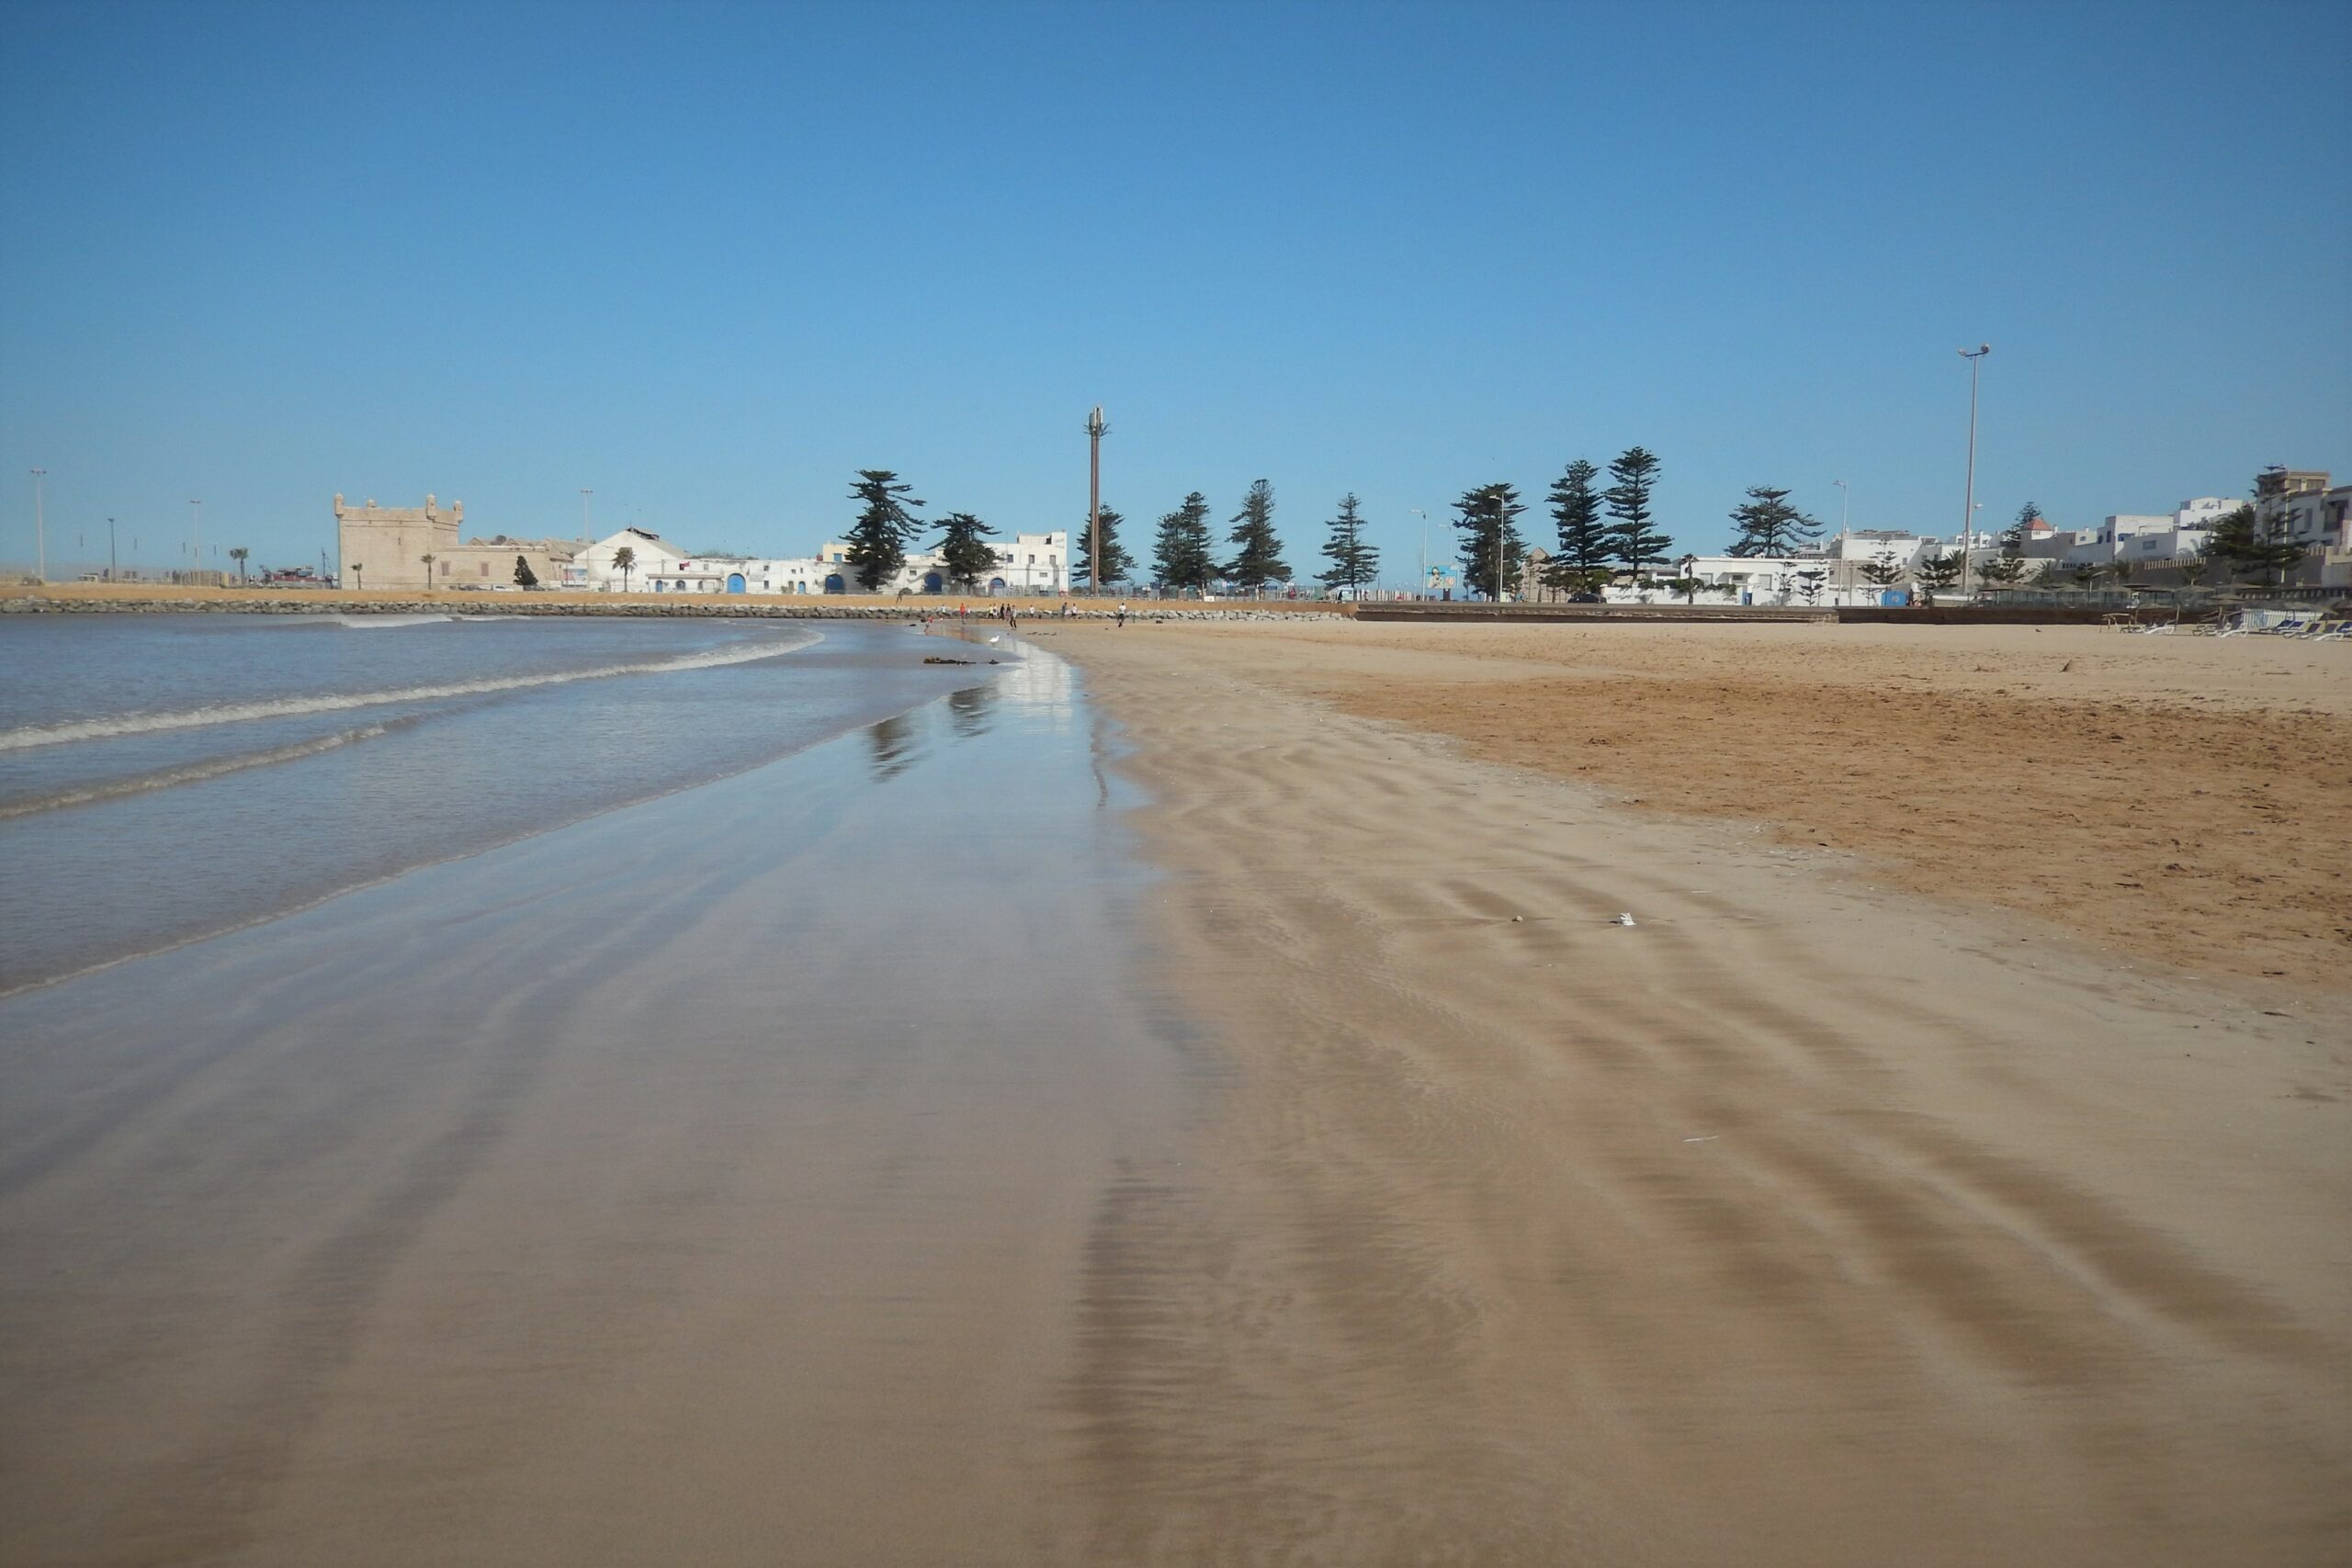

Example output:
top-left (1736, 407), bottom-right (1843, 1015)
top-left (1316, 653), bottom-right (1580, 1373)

top-left (334, 493), bottom-right (461, 591)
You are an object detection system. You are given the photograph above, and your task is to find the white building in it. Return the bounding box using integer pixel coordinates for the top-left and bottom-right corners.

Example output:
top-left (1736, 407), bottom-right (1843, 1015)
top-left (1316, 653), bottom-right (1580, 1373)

top-left (2052, 499), bottom-right (2254, 568)
top-left (1639, 555), bottom-right (1896, 607)
top-left (989, 531), bottom-right (1069, 593)
top-left (583, 528), bottom-right (718, 592)
top-left (1825, 530), bottom-right (1935, 567)
top-left (582, 524), bottom-right (1070, 596)
top-left (2117, 526), bottom-right (2215, 566)
top-left (582, 528), bottom-right (837, 594)
top-left (815, 531), bottom-right (1068, 595)
top-left (2258, 478), bottom-right (2348, 552)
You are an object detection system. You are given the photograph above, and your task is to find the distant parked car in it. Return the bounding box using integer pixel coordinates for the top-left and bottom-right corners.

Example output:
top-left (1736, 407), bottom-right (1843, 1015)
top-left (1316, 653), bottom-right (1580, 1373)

top-left (1568, 591), bottom-right (1604, 604)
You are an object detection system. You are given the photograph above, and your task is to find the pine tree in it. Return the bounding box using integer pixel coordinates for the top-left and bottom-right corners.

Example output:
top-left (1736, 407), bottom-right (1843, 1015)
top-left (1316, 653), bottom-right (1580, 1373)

top-left (933, 512), bottom-right (998, 588)
top-left (1855, 553), bottom-right (1905, 590)
top-left (1605, 447), bottom-right (1672, 570)
top-left (844, 469), bottom-right (923, 592)
top-left (1223, 479), bottom-right (1290, 590)
top-left (1453, 482), bottom-right (1528, 601)
top-left (1543, 459), bottom-right (1610, 590)
top-left (1914, 549), bottom-right (1962, 604)
top-left (1724, 485), bottom-right (1821, 558)
top-left (1072, 506), bottom-right (1133, 588)
top-left (1153, 491), bottom-right (1216, 592)
top-left (2203, 502), bottom-right (2304, 584)
top-left (513, 554), bottom-right (538, 588)
top-left (1317, 493), bottom-right (1380, 594)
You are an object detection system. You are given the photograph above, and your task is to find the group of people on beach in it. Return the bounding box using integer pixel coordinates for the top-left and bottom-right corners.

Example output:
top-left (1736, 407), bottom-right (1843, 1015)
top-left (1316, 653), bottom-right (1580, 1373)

top-left (920, 599), bottom-right (1128, 631)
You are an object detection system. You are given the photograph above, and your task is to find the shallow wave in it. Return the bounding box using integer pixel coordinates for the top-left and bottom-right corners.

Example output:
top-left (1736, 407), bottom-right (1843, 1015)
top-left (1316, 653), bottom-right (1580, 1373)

top-left (250, 614), bottom-right (457, 629)
top-left (0, 630), bottom-right (819, 753)
top-left (0, 720), bottom-right (407, 818)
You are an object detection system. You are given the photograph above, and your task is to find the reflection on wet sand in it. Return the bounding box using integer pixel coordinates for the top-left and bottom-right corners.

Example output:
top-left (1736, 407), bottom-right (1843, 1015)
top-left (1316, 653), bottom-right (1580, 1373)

top-left (862, 707), bottom-right (922, 780)
top-left (945, 680), bottom-right (995, 739)
top-left (0, 648), bottom-right (1192, 1567)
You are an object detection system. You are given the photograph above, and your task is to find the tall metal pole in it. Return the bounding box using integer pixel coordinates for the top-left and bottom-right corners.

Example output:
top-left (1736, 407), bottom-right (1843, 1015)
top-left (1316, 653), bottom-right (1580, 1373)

top-left (1409, 508), bottom-right (1427, 598)
top-left (1958, 344), bottom-right (1990, 593)
top-left (28, 468), bottom-right (45, 582)
top-left (108, 517), bottom-right (117, 581)
top-left (580, 488), bottom-right (593, 538)
top-left (1085, 406), bottom-right (1107, 596)
top-left (189, 499), bottom-right (202, 583)
top-left (1493, 492), bottom-right (1505, 604)
top-left (1833, 479), bottom-right (1849, 601)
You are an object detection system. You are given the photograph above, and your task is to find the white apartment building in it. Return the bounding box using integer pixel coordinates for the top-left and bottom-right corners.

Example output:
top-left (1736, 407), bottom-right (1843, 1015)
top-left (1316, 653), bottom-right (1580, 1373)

top-left (2054, 500), bottom-right (2241, 566)
top-left (2259, 479), bottom-right (2349, 551)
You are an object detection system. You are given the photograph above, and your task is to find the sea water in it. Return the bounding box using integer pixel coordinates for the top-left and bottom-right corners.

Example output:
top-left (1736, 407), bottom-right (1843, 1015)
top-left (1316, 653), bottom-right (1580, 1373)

top-left (0, 614), bottom-right (989, 990)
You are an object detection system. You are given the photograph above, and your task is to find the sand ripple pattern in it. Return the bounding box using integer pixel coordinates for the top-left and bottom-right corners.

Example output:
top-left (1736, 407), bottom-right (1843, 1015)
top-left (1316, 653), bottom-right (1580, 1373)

top-left (1061, 630), bottom-right (2350, 1568)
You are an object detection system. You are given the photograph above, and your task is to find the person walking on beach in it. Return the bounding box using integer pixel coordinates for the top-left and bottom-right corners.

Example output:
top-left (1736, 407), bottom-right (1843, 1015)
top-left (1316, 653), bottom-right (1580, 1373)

top-left (1116, 600), bottom-right (1127, 628)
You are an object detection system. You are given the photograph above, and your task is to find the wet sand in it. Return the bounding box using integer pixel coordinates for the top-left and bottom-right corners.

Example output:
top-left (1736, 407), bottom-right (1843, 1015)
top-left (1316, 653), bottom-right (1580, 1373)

top-left (1052, 622), bottom-right (2349, 1564)
top-left (0, 654), bottom-right (1196, 1565)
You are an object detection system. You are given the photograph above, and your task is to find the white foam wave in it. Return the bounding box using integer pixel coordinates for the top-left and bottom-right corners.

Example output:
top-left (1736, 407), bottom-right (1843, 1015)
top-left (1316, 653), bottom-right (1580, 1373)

top-left (0, 722), bottom-right (400, 818)
top-left (0, 633), bottom-right (816, 753)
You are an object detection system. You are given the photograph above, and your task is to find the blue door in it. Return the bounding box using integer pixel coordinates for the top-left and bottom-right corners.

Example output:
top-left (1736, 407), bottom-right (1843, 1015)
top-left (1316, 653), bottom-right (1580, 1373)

top-left (922, 571), bottom-right (944, 593)
top-left (727, 573), bottom-right (746, 593)
top-left (824, 573), bottom-right (846, 594)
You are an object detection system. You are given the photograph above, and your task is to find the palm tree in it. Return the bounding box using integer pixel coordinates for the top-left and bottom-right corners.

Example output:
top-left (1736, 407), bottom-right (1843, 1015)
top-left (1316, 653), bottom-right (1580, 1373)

top-left (351, 562), bottom-right (364, 591)
top-left (229, 546), bottom-right (249, 583)
top-left (420, 552), bottom-right (435, 592)
top-left (612, 544), bottom-right (636, 592)
top-left (1671, 554), bottom-right (1702, 604)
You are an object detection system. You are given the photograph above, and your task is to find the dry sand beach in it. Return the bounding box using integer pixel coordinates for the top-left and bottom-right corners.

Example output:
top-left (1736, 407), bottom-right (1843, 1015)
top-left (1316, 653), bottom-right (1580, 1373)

top-left (1041, 617), bottom-right (2349, 1564)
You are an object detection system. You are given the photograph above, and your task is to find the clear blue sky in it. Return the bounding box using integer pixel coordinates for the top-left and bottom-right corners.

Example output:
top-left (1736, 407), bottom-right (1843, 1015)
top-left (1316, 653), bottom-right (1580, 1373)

top-left (4, 0), bottom-right (2346, 579)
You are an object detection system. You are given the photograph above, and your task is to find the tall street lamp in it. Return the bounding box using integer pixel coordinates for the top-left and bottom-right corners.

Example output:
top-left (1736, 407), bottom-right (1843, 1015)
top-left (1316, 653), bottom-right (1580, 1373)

top-left (107, 517), bottom-right (117, 581)
top-left (1958, 344), bottom-right (1991, 592)
top-left (1833, 478), bottom-right (1851, 600)
top-left (28, 468), bottom-right (46, 582)
top-left (1409, 508), bottom-right (1428, 598)
top-left (189, 499), bottom-right (203, 583)
top-left (1493, 493), bottom-right (1507, 604)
